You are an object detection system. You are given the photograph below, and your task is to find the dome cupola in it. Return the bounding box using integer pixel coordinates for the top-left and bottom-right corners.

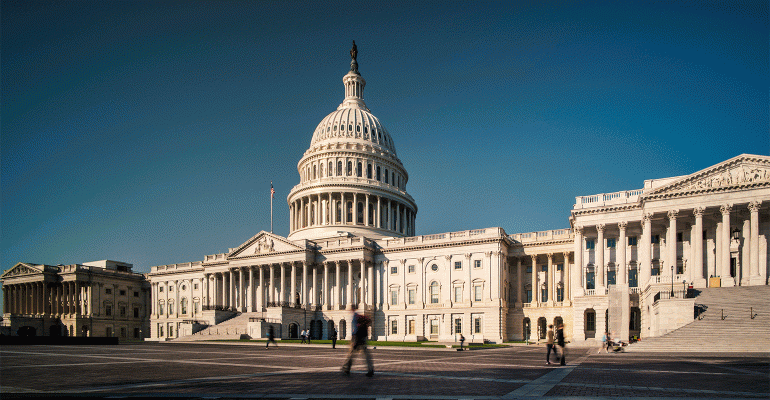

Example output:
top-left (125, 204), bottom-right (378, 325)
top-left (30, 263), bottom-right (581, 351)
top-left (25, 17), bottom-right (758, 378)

top-left (287, 42), bottom-right (417, 240)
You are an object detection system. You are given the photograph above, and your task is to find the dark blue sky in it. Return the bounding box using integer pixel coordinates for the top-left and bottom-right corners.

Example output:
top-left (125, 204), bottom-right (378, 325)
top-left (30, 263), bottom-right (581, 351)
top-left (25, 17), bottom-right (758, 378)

top-left (2, 0), bottom-right (768, 281)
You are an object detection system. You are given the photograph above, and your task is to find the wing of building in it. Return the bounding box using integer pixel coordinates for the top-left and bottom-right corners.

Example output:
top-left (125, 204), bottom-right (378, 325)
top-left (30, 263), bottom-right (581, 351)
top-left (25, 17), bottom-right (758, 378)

top-left (3, 45), bottom-right (768, 344)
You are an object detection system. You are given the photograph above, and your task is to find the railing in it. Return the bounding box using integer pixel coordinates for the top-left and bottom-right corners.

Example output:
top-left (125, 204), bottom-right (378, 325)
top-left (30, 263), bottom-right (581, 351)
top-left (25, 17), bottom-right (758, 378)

top-left (509, 229), bottom-right (572, 243)
top-left (630, 287), bottom-right (642, 294)
top-left (381, 228), bottom-right (498, 247)
top-left (653, 290), bottom-right (687, 303)
top-left (248, 317), bottom-right (282, 324)
top-left (202, 305), bottom-right (238, 312)
top-left (574, 189), bottom-right (644, 209)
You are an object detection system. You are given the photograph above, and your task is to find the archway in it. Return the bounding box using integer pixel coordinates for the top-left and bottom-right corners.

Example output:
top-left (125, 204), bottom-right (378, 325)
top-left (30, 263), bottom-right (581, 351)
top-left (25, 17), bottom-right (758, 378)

top-left (327, 320), bottom-right (336, 339)
top-left (554, 316), bottom-right (563, 328)
top-left (309, 320), bottom-right (316, 339)
top-left (537, 317), bottom-right (547, 340)
top-left (340, 319), bottom-right (347, 339)
top-left (312, 320), bottom-right (322, 339)
top-left (584, 308), bottom-right (596, 339)
top-left (289, 323), bottom-right (299, 339)
top-left (523, 318), bottom-right (531, 341)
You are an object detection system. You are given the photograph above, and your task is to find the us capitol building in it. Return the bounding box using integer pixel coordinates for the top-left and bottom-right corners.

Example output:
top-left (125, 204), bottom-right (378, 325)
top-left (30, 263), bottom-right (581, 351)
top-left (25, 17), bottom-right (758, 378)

top-left (3, 44), bottom-right (769, 344)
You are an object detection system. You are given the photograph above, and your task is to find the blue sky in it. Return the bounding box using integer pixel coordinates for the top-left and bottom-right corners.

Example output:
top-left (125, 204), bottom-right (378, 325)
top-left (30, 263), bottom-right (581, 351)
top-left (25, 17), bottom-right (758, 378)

top-left (2, 0), bottom-right (768, 291)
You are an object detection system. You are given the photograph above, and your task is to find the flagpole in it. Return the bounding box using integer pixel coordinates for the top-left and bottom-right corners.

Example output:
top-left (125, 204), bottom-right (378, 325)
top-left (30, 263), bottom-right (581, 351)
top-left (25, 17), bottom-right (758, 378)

top-left (270, 181), bottom-right (274, 233)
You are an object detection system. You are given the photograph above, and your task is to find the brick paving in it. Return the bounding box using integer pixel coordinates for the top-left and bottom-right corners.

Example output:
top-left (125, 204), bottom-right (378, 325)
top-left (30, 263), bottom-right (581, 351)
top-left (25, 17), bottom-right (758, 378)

top-left (0, 342), bottom-right (767, 399)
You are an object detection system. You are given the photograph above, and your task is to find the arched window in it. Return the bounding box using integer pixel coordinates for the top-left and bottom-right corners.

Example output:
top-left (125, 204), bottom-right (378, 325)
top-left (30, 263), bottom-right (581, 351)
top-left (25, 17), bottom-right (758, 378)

top-left (585, 309), bottom-right (596, 332)
top-left (340, 319), bottom-right (347, 339)
top-left (357, 202), bottom-right (364, 224)
top-left (537, 317), bottom-right (547, 339)
top-left (368, 203), bottom-right (375, 225)
top-left (430, 281), bottom-right (439, 304)
top-left (356, 162), bottom-right (362, 177)
top-left (366, 164), bottom-right (372, 179)
top-left (376, 166), bottom-right (381, 181)
top-left (392, 172), bottom-right (395, 185)
top-left (346, 201), bottom-right (353, 223)
top-left (158, 301), bottom-right (164, 315)
top-left (168, 302), bottom-right (173, 315)
top-left (336, 202), bottom-right (342, 223)
top-left (337, 161), bottom-right (342, 176)
top-left (329, 161), bottom-right (333, 176)
top-left (181, 298), bottom-right (188, 315)
top-left (313, 165), bottom-right (316, 180)
top-left (347, 161), bottom-right (352, 176)
top-left (384, 169), bottom-right (389, 183)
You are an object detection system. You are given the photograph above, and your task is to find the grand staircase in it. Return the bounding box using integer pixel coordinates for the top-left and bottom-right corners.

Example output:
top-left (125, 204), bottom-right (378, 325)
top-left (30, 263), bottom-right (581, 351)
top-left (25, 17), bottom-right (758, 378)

top-left (626, 286), bottom-right (770, 352)
top-left (174, 312), bottom-right (259, 341)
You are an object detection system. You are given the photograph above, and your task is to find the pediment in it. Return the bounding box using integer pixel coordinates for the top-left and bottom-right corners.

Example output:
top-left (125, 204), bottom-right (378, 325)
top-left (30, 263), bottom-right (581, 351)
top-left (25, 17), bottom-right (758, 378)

top-left (647, 154), bottom-right (770, 196)
top-left (1, 262), bottom-right (44, 279)
top-left (228, 231), bottom-right (304, 258)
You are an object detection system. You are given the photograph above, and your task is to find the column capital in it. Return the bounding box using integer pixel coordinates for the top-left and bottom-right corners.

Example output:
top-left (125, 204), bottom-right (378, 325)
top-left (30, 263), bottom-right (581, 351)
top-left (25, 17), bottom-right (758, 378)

top-left (642, 212), bottom-right (653, 223)
top-left (596, 224), bottom-right (605, 232)
top-left (574, 225), bottom-right (583, 235)
top-left (720, 203), bottom-right (732, 215)
top-left (546, 253), bottom-right (553, 261)
top-left (485, 251), bottom-right (493, 258)
top-left (693, 206), bottom-right (705, 217)
top-left (464, 253), bottom-right (472, 260)
top-left (618, 221), bottom-right (627, 230)
top-left (562, 252), bottom-right (571, 261)
top-left (667, 209), bottom-right (679, 220)
top-left (530, 254), bottom-right (538, 262)
top-left (748, 200), bottom-right (762, 212)
top-left (444, 255), bottom-right (452, 262)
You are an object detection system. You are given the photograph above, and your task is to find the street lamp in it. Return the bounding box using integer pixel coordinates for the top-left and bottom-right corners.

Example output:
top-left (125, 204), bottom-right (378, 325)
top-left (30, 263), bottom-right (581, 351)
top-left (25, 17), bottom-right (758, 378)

top-left (670, 265), bottom-right (674, 297)
top-left (682, 280), bottom-right (687, 299)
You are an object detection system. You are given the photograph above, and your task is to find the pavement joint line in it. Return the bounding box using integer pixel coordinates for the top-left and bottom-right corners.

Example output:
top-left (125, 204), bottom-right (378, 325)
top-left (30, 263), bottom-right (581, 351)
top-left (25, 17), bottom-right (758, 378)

top-left (554, 382), bottom-right (770, 397)
top-left (501, 348), bottom-right (593, 398)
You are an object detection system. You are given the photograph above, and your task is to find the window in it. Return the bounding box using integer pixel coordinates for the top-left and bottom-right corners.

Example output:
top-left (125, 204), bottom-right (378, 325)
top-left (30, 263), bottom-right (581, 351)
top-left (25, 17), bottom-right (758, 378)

top-left (430, 319), bottom-right (439, 335)
top-left (193, 300), bottom-right (200, 313)
top-left (431, 264), bottom-right (438, 272)
top-left (586, 270), bottom-right (595, 289)
top-left (651, 234), bottom-right (660, 244)
top-left (356, 162), bottom-right (362, 177)
top-left (454, 261), bottom-right (462, 270)
top-left (454, 318), bottom-right (462, 334)
top-left (120, 306), bottom-right (126, 317)
top-left (347, 161), bottom-right (352, 176)
top-left (430, 282), bottom-right (439, 304)
top-left (134, 328), bottom-right (140, 338)
top-left (367, 164), bottom-right (372, 179)
top-left (337, 161), bottom-right (342, 175)
top-left (181, 298), bottom-right (188, 314)
top-left (168, 303), bottom-right (173, 315)
top-left (391, 290), bottom-right (398, 305)
top-left (158, 324), bottom-right (163, 337)
top-left (607, 238), bottom-right (616, 248)
top-left (120, 327), bottom-right (126, 338)
top-left (677, 232), bottom-right (683, 242)
top-left (474, 260), bottom-right (481, 269)
top-left (557, 287), bottom-right (564, 302)
top-left (454, 287), bottom-right (462, 303)
top-left (193, 283), bottom-right (198, 290)
top-left (474, 285), bottom-right (482, 302)
top-left (106, 288), bottom-right (112, 295)
top-left (391, 319), bottom-right (398, 335)
top-left (541, 288), bottom-right (547, 303)
top-left (474, 317), bottom-right (482, 334)
top-left (158, 302), bottom-right (163, 315)
top-left (105, 305), bottom-right (112, 316)
top-left (607, 270), bottom-right (616, 285)
top-left (557, 263), bottom-right (563, 271)
top-left (408, 319), bottom-right (415, 335)
top-left (376, 166), bottom-right (381, 180)
top-left (586, 310), bottom-right (596, 331)
top-left (628, 236), bottom-right (637, 246)
top-left (384, 169), bottom-right (389, 183)
top-left (169, 286), bottom-right (173, 292)
top-left (134, 291), bottom-right (139, 297)
top-left (133, 307), bottom-right (139, 318)
top-left (159, 286), bottom-right (163, 292)
top-left (391, 266), bottom-right (398, 274)
top-left (408, 265), bottom-right (415, 273)
top-left (168, 324), bottom-right (174, 337)
top-left (408, 289), bottom-right (415, 304)
top-left (526, 266), bottom-right (532, 273)
top-left (629, 268), bottom-right (638, 287)
top-left (526, 289), bottom-right (532, 303)
top-left (119, 289), bottom-right (126, 295)
top-left (586, 239), bottom-right (595, 250)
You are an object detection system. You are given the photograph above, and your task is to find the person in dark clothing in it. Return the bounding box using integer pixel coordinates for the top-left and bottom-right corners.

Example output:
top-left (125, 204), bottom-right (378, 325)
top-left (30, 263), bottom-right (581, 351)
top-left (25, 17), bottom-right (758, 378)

top-left (341, 305), bottom-right (374, 377)
top-left (331, 328), bottom-right (338, 349)
top-left (266, 325), bottom-right (277, 348)
top-left (556, 324), bottom-right (566, 365)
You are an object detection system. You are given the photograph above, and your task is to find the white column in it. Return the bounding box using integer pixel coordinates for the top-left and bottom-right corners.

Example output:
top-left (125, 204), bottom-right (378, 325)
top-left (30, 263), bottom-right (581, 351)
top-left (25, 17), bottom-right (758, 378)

top-left (693, 208), bottom-right (706, 287)
top-left (336, 261), bottom-right (341, 309)
top-left (302, 261), bottom-right (308, 305)
top-left (720, 204), bottom-right (734, 286)
top-left (640, 214), bottom-right (652, 289)
top-left (324, 261), bottom-right (330, 309)
top-left (376, 196), bottom-right (381, 228)
top-left (291, 262), bottom-right (297, 306)
top-left (573, 226), bottom-right (584, 296)
top-left (618, 221), bottom-right (627, 285)
top-left (368, 261), bottom-right (374, 308)
top-left (749, 201), bottom-right (762, 285)
top-left (596, 224), bottom-right (605, 293)
top-left (516, 257), bottom-right (523, 306)
top-left (563, 252), bottom-right (571, 302)
top-left (312, 264), bottom-right (318, 306)
top-left (530, 254), bottom-right (538, 304)
top-left (347, 260), bottom-right (353, 309)
top-left (239, 267), bottom-right (245, 311)
top-left (547, 253), bottom-right (554, 303)
top-left (280, 263), bottom-right (286, 304)
top-left (247, 267), bottom-right (254, 312)
top-left (268, 264), bottom-right (275, 305)
top-left (668, 210), bottom-right (678, 278)
top-left (258, 266), bottom-right (264, 309)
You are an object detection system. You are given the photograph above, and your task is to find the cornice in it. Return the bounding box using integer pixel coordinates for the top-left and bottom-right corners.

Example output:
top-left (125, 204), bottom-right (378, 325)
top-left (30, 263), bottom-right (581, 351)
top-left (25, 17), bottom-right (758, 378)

top-left (571, 203), bottom-right (642, 217)
top-left (642, 180), bottom-right (770, 202)
top-left (376, 236), bottom-right (505, 254)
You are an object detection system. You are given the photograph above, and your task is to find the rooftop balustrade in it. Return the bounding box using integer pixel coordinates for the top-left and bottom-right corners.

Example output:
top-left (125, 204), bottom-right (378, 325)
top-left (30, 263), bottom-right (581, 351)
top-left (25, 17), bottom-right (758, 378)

top-left (379, 228), bottom-right (502, 247)
top-left (509, 229), bottom-right (572, 243)
top-left (574, 189), bottom-right (644, 209)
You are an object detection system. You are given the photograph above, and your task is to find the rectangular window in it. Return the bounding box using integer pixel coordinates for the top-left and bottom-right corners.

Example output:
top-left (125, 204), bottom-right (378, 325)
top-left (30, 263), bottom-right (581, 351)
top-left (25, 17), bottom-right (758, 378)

top-left (408, 265), bottom-right (415, 273)
top-left (134, 328), bottom-right (140, 338)
top-left (120, 307), bottom-right (126, 317)
top-left (391, 290), bottom-right (398, 305)
top-left (158, 324), bottom-right (163, 337)
top-left (430, 319), bottom-right (439, 335)
top-left (193, 284), bottom-right (199, 290)
top-left (586, 312), bottom-right (596, 331)
top-left (628, 236), bottom-right (637, 246)
top-left (556, 287), bottom-right (564, 302)
top-left (105, 288), bottom-right (112, 294)
top-left (454, 261), bottom-right (462, 270)
top-left (629, 268), bottom-right (638, 287)
top-left (119, 290), bottom-right (126, 296)
top-left (454, 318), bottom-right (462, 334)
top-left (408, 319), bottom-right (415, 335)
top-left (607, 238), bottom-right (616, 248)
top-left (556, 263), bottom-right (563, 271)
top-left (677, 232), bottom-right (683, 242)
top-left (474, 317), bottom-right (482, 334)
top-left (168, 324), bottom-right (174, 337)
top-left (454, 287), bottom-right (462, 303)
top-left (134, 308), bottom-right (139, 318)
top-left (474, 286), bottom-right (482, 301)
top-left (607, 270), bottom-right (616, 285)
top-left (586, 239), bottom-right (595, 250)
top-left (105, 305), bottom-right (112, 316)
top-left (541, 288), bottom-right (548, 302)
top-left (134, 291), bottom-right (139, 297)
top-left (586, 272), bottom-right (595, 289)
top-left (408, 289), bottom-right (415, 304)
top-left (158, 287), bottom-right (163, 292)
top-left (391, 266), bottom-right (398, 274)
top-left (391, 320), bottom-right (398, 335)
top-left (474, 260), bottom-right (481, 269)
top-left (526, 266), bottom-right (532, 273)
top-left (526, 289), bottom-right (532, 303)
top-left (651, 234), bottom-right (660, 244)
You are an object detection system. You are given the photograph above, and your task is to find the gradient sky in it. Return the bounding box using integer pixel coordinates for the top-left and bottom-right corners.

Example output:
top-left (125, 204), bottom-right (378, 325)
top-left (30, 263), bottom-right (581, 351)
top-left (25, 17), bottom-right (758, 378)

top-left (2, 0), bottom-right (768, 302)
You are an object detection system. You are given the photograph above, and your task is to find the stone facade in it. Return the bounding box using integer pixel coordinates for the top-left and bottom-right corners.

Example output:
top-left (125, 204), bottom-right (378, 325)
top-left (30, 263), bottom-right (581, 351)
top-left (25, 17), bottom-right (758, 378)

top-left (1, 260), bottom-right (150, 338)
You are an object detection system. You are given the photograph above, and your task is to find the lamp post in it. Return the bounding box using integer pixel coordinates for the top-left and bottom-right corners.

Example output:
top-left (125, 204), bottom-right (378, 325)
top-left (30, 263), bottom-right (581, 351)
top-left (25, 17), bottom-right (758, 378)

top-left (682, 280), bottom-right (687, 299)
top-left (671, 265), bottom-right (674, 297)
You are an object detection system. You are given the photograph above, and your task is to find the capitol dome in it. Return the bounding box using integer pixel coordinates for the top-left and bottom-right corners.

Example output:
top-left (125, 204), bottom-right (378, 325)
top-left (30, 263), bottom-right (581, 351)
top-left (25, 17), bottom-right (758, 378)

top-left (287, 42), bottom-right (417, 240)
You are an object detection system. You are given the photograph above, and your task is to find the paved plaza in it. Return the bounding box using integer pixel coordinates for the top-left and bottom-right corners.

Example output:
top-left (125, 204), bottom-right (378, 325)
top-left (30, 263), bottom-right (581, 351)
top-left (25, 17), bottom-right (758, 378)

top-left (1, 342), bottom-right (768, 399)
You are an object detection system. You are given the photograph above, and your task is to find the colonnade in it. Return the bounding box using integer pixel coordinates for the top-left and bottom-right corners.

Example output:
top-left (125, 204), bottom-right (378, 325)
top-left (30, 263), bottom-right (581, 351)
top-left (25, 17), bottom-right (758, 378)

top-left (3, 280), bottom-right (93, 316)
top-left (289, 192), bottom-right (415, 236)
top-left (573, 201), bottom-right (764, 294)
top-left (513, 252), bottom-right (572, 306)
top-left (153, 259), bottom-right (378, 318)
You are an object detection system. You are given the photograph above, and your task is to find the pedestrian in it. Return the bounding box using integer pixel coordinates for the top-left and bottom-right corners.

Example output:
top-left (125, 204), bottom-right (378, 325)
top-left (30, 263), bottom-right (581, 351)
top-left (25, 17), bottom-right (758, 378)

top-left (459, 334), bottom-right (465, 350)
top-left (265, 325), bottom-right (277, 348)
top-left (341, 304), bottom-right (374, 377)
top-left (545, 324), bottom-right (555, 364)
top-left (300, 329), bottom-right (307, 344)
top-left (307, 328), bottom-right (312, 344)
top-left (331, 328), bottom-right (338, 349)
top-left (556, 324), bottom-right (566, 365)
top-left (599, 331), bottom-right (609, 353)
